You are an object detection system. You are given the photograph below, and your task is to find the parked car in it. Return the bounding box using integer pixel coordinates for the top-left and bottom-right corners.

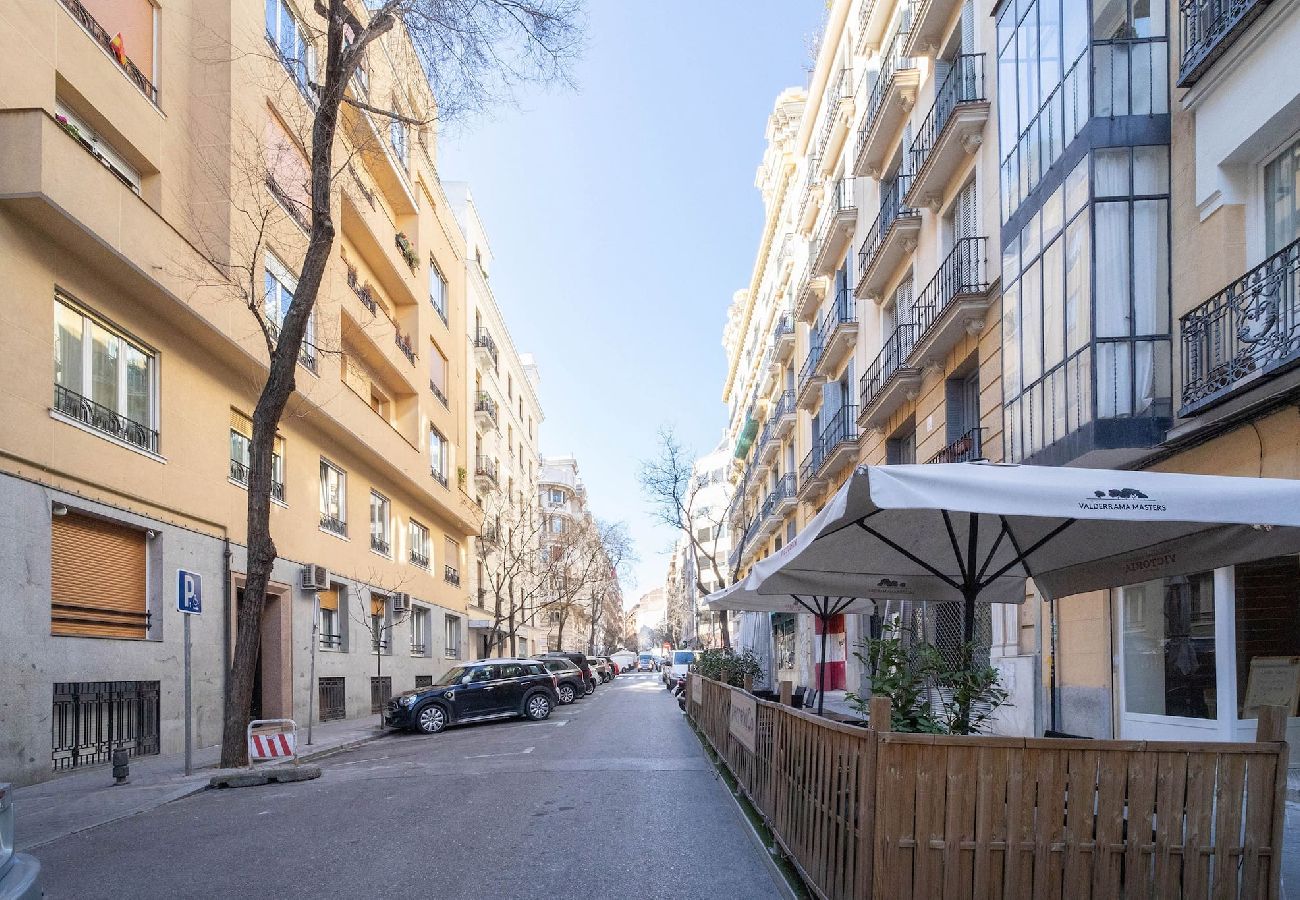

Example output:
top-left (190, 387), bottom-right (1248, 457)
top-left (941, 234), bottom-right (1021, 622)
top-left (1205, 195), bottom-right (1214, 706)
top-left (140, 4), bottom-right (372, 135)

top-left (609, 649), bottom-right (637, 672)
top-left (0, 783), bottom-right (41, 900)
top-left (591, 657), bottom-right (611, 683)
top-left (536, 657), bottom-right (585, 705)
top-left (637, 653), bottom-right (655, 672)
top-left (663, 649), bottom-right (696, 689)
top-left (540, 651), bottom-right (596, 694)
top-left (384, 660), bottom-right (557, 734)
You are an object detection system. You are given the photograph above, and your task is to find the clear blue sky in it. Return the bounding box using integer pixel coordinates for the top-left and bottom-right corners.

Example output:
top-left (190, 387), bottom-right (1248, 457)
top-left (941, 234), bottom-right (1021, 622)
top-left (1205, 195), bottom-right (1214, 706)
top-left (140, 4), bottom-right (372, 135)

top-left (441, 1), bottom-right (825, 603)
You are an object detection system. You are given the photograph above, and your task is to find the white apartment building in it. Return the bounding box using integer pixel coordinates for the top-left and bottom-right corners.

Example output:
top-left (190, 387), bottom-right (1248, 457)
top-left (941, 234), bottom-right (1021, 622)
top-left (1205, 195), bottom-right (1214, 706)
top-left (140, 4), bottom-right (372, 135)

top-left (445, 183), bottom-right (548, 660)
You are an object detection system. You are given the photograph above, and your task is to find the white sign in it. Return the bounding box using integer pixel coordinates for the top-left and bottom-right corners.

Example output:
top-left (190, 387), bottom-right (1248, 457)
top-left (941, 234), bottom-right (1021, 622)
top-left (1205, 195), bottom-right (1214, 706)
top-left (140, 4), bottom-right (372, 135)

top-left (177, 570), bottom-right (202, 615)
top-left (729, 691), bottom-right (757, 753)
top-left (690, 674), bottom-right (701, 705)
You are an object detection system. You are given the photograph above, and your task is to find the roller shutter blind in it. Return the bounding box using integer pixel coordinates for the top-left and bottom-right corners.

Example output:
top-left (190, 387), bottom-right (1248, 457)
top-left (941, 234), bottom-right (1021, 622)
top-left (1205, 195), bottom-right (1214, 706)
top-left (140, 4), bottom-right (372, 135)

top-left (318, 589), bottom-right (339, 611)
top-left (51, 512), bottom-right (147, 639)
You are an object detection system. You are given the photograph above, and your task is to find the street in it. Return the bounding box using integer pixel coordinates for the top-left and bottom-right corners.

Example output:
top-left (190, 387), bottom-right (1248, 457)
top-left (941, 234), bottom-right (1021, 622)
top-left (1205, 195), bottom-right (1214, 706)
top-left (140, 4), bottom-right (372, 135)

top-left (32, 673), bottom-right (787, 900)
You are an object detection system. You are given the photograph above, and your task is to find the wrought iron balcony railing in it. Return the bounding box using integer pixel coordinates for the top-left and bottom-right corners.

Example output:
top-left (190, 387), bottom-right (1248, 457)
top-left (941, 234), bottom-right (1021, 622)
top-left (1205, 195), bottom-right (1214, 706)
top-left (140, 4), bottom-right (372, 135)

top-left (858, 174), bottom-right (917, 288)
top-left (812, 178), bottom-right (858, 265)
top-left (861, 324), bottom-right (919, 410)
top-left (320, 513), bottom-right (347, 536)
top-left (444, 565), bottom-right (462, 586)
top-left (926, 427), bottom-right (985, 464)
top-left (861, 9), bottom-right (916, 145)
top-left (816, 285), bottom-right (857, 350)
top-left (763, 473), bottom-right (798, 520)
top-left (475, 328), bottom-right (499, 366)
top-left (908, 54), bottom-right (986, 177)
top-left (57, 0), bottom-right (160, 106)
top-left (798, 339), bottom-right (825, 394)
top-left (1178, 0), bottom-right (1269, 86)
top-left (817, 67), bottom-right (855, 154)
top-left (771, 389), bottom-right (796, 421)
top-left (53, 384), bottom-right (159, 453)
top-left (817, 404), bottom-right (860, 464)
top-left (228, 459), bottom-right (285, 502)
top-left (1179, 235), bottom-right (1300, 415)
top-left (394, 330), bottom-right (416, 365)
top-left (772, 310), bottom-right (795, 344)
top-left (319, 633), bottom-right (342, 649)
top-left (370, 535), bottom-right (391, 556)
top-left (475, 392), bottom-right (499, 425)
top-left (475, 455), bottom-right (499, 484)
top-left (265, 177), bottom-right (310, 232)
top-left (429, 379), bottom-right (448, 407)
top-left (431, 467), bottom-right (448, 488)
top-left (911, 237), bottom-right (988, 344)
top-left (410, 548), bottom-right (430, 568)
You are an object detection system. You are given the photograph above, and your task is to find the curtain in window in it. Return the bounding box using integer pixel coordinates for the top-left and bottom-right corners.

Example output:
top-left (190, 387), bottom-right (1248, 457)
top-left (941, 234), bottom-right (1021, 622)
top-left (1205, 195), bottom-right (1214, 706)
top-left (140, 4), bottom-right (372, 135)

top-left (1266, 138), bottom-right (1300, 255)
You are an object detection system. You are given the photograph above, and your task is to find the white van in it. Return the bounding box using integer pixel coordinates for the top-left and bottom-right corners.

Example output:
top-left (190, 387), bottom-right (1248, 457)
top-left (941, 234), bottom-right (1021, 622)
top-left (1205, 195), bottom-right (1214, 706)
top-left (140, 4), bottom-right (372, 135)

top-left (609, 650), bottom-right (637, 672)
top-left (662, 649), bottom-right (696, 687)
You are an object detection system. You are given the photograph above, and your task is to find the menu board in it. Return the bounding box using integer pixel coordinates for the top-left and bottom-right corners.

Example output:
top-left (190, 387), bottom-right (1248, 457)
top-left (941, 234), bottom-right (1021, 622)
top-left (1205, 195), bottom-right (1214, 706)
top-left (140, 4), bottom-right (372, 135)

top-left (1242, 656), bottom-right (1300, 718)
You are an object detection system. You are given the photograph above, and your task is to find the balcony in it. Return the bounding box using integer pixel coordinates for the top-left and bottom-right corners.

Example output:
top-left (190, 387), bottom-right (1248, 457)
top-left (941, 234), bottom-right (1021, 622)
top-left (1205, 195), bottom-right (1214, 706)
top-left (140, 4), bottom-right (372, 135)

top-left (797, 157), bottom-right (823, 233)
top-left (775, 234), bottom-right (794, 280)
top-left (772, 311), bottom-right (796, 363)
top-left (908, 237), bottom-right (992, 369)
top-left (429, 379), bottom-right (448, 407)
top-left (926, 427), bottom-right (986, 464)
top-left (764, 473), bottom-right (798, 528)
top-left (815, 68), bottom-right (855, 166)
top-left (904, 55), bottom-right (989, 210)
top-left (771, 389), bottom-right (797, 439)
top-left (857, 0), bottom-right (891, 51)
top-left (796, 273), bottom-right (828, 322)
top-left (797, 342), bottom-right (827, 410)
top-left (854, 14), bottom-right (919, 179)
top-left (474, 392), bottom-right (499, 430)
top-left (1178, 0), bottom-right (1270, 86)
top-left (859, 325), bottom-right (922, 429)
top-left (799, 443), bottom-right (827, 495)
top-left (856, 175), bottom-right (922, 301)
top-left (810, 178), bottom-right (859, 277)
top-left (444, 565), bottom-right (461, 587)
top-left (1179, 235), bottom-right (1300, 416)
top-left (813, 287), bottom-right (858, 379)
top-left (755, 419), bottom-right (780, 471)
top-left (57, 0), bottom-right (160, 107)
top-left (394, 329), bottom-right (416, 366)
top-left (320, 513), bottom-right (347, 537)
top-left (818, 405), bottom-right (861, 483)
top-left (53, 384), bottom-right (158, 454)
top-left (370, 535), bottom-right (391, 556)
top-left (410, 548), bottom-right (430, 568)
top-left (906, 0), bottom-right (969, 57)
top-left (474, 328), bottom-right (499, 369)
top-left (229, 459), bottom-right (286, 503)
top-left (474, 455), bottom-right (499, 490)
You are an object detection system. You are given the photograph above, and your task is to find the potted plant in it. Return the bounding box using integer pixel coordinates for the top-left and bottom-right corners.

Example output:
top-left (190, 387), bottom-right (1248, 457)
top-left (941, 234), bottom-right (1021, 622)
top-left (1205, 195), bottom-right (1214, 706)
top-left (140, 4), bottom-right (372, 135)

top-left (394, 232), bottom-right (418, 272)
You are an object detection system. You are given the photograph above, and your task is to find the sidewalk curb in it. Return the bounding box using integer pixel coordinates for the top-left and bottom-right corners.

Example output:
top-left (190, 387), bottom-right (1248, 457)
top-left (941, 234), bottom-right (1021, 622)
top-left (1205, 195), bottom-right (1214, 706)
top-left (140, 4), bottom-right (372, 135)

top-left (296, 728), bottom-right (387, 764)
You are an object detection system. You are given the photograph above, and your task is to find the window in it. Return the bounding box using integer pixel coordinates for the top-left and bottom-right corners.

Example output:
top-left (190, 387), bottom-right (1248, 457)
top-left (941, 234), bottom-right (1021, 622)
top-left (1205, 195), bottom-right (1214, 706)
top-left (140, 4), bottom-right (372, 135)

top-left (429, 260), bottom-right (447, 323)
top-left (54, 101), bottom-right (141, 193)
top-left (547, 488), bottom-right (565, 507)
top-left (429, 342), bottom-right (448, 406)
top-left (444, 614), bottom-right (461, 659)
top-left (318, 589), bottom-right (341, 650)
top-left (1122, 571), bottom-right (1216, 719)
top-left (53, 296), bottom-right (158, 454)
top-left (389, 103), bottom-right (409, 171)
top-left (264, 254), bottom-right (316, 372)
top-left (369, 490), bottom-right (390, 556)
top-left (264, 112), bottom-right (310, 231)
top-left (411, 606), bottom-right (429, 656)
top-left (695, 526), bottom-right (712, 544)
top-left (370, 594), bottom-right (389, 654)
top-left (319, 459), bottom-right (347, 535)
top-left (444, 536), bottom-right (461, 584)
top-left (429, 427), bottom-right (448, 487)
top-left (409, 519), bottom-right (431, 568)
top-left (229, 411), bottom-right (285, 503)
top-left (51, 511), bottom-right (149, 639)
top-left (1234, 556), bottom-right (1300, 717)
top-left (1265, 136), bottom-right (1300, 255)
top-left (265, 0), bottom-right (314, 97)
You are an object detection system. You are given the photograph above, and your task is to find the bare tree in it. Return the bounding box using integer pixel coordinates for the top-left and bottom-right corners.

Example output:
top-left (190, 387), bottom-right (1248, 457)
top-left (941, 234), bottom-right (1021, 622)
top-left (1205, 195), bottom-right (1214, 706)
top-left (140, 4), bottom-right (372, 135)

top-left (474, 490), bottom-right (551, 657)
top-left (583, 520), bottom-right (633, 654)
top-left (217, 0), bottom-right (583, 767)
top-left (638, 427), bottom-right (735, 649)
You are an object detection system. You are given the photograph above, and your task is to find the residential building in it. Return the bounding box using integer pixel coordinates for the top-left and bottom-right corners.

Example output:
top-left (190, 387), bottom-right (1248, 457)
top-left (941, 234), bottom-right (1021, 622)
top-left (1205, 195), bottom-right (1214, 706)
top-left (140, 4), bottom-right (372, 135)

top-left (444, 183), bottom-right (547, 660)
top-left (0, 0), bottom-right (479, 784)
top-left (634, 588), bottom-right (668, 651)
top-left (677, 441), bottom-right (735, 648)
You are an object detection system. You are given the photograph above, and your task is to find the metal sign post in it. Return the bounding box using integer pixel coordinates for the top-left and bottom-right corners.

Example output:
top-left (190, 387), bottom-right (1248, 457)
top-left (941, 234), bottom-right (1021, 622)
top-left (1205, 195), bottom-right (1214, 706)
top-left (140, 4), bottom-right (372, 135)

top-left (177, 570), bottom-right (202, 776)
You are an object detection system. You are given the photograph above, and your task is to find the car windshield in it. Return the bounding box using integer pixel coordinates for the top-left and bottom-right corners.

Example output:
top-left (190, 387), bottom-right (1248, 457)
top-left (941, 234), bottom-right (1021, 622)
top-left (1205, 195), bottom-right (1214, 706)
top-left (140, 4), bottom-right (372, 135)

top-left (673, 651), bottom-right (694, 665)
top-left (639, 655), bottom-right (651, 661)
top-left (433, 666), bottom-right (467, 686)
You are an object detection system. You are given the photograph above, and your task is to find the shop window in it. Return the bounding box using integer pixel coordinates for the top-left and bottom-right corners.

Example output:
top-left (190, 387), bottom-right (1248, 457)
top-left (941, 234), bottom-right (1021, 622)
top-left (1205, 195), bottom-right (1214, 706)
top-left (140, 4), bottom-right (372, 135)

top-left (1235, 556), bottom-right (1300, 718)
top-left (1122, 571), bottom-right (1217, 719)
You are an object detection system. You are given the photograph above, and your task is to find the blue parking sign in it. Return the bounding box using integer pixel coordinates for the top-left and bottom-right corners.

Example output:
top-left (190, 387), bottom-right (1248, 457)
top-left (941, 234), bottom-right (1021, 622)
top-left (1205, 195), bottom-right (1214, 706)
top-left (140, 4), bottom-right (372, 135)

top-left (178, 570), bottom-right (202, 615)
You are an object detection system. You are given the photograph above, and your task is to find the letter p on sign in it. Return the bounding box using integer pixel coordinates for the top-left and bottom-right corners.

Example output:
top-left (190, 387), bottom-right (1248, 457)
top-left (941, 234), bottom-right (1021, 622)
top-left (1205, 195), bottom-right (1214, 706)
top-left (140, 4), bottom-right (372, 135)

top-left (178, 570), bottom-right (202, 615)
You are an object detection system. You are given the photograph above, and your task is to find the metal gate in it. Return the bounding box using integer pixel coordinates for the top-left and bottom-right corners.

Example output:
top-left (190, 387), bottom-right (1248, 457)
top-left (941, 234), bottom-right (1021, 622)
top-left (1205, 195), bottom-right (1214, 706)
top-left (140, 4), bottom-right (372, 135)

top-left (318, 676), bottom-right (346, 722)
top-left (51, 680), bottom-right (161, 771)
top-left (370, 676), bottom-right (392, 713)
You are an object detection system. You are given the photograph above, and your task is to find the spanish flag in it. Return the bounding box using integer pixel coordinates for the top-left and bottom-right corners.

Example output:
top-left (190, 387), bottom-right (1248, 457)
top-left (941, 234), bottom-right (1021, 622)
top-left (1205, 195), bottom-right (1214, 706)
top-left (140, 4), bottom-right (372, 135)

top-left (109, 33), bottom-right (126, 65)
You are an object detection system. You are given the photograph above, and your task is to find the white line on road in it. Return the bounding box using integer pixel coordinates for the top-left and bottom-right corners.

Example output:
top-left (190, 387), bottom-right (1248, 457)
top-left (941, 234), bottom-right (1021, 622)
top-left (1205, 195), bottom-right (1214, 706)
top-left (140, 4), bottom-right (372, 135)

top-left (463, 746), bottom-right (535, 759)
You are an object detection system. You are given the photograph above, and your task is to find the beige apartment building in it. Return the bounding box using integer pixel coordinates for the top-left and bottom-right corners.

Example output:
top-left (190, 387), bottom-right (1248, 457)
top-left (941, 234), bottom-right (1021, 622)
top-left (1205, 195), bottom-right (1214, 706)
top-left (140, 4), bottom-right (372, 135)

top-left (445, 183), bottom-right (548, 659)
top-left (0, 0), bottom-right (481, 785)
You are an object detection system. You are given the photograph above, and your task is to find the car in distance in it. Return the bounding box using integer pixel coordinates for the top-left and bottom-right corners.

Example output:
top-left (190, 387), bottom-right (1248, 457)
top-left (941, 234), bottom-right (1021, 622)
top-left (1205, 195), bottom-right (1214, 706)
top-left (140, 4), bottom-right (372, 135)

top-left (590, 657), bottom-right (611, 683)
top-left (540, 651), bottom-right (597, 694)
top-left (536, 656), bottom-right (585, 704)
top-left (663, 649), bottom-right (696, 688)
top-left (637, 653), bottom-right (655, 672)
top-left (384, 659), bottom-right (557, 734)
top-left (609, 649), bottom-right (637, 672)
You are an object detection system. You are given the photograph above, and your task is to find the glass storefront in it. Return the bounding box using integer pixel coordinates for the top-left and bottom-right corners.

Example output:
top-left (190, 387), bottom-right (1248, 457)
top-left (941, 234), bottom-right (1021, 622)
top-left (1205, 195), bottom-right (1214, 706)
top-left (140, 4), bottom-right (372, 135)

top-left (1121, 571), bottom-right (1216, 719)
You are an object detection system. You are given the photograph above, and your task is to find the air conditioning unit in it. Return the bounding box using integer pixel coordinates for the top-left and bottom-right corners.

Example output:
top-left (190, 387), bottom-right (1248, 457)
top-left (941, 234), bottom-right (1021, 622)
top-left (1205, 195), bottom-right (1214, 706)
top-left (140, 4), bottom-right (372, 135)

top-left (392, 592), bottom-right (411, 612)
top-left (300, 565), bottom-right (330, 592)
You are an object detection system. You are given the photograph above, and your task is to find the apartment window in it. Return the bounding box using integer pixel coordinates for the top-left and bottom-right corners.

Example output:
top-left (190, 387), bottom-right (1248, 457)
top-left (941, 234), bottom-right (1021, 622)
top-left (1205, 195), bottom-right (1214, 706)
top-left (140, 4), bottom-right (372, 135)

top-left (51, 511), bottom-right (150, 639)
top-left (411, 606), bottom-right (430, 656)
top-left (444, 537), bottom-right (461, 583)
top-left (265, 0), bottom-right (315, 97)
top-left (444, 614), bottom-right (462, 659)
top-left (409, 519), bottom-right (431, 568)
top-left (389, 103), bottom-right (409, 170)
top-left (54, 101), bottom-right (141, 194)
top-left (547, 488), bottom-right (564, 506)
top-left (1265, 136), bottom-right (1300, 255)
top-left (264, 112), bottom-right (310, 231)
top-left (550, 517), bottom-right (565, 534)
top-left (429, 342), bottom-right (449, 407)
top-left (319, 459), bottom-right (347, 536)
top-left (264, 254), bottom-right (316, 372)
top-left (369, 490), bottom-right (391, 556)
top-left (318, 588), bottom-right (341, 650)
top-left (229, 411), bottom-right (285, 503)
top-left (429, 260), bottom-right (447, 323)
top-left (370, 594), bottom-right (389, 654)
top-left (695, 526), bottom-right (712, 544)
top-left (52, 295), bottom-right (158, 454)
top-left (429, 427), bottom-right (448, 487)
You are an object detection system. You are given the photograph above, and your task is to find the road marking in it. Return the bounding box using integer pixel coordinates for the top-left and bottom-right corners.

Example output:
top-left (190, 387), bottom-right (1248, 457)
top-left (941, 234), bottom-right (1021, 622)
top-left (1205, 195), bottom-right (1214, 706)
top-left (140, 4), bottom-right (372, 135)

top-left (464, 746), bottom-right (535, 759)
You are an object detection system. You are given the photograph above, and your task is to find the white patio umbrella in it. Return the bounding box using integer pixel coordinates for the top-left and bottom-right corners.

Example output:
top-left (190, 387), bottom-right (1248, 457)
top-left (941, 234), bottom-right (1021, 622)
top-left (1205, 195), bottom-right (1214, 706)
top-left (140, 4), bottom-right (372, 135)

top-left (705, 461), bottom-right (1300, 716)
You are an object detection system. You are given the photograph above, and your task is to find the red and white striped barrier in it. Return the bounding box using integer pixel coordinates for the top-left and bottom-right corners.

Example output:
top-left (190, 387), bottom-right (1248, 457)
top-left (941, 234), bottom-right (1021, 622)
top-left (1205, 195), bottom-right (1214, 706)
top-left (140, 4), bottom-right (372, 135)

top-left (246, 718), bottom-right (299, 767)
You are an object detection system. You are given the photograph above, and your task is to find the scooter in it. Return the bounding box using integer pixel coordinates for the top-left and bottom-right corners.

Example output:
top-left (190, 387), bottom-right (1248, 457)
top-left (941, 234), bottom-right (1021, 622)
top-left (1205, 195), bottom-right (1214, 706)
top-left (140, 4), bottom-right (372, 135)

top-left (670, 672), bottom-right (688, 711)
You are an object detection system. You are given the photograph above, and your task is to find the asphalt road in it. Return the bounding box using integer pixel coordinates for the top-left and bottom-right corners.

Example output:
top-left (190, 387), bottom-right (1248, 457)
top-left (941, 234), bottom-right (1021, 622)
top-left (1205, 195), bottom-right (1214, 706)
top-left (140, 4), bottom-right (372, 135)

top-left (34, 672), bottom-right (787, 900)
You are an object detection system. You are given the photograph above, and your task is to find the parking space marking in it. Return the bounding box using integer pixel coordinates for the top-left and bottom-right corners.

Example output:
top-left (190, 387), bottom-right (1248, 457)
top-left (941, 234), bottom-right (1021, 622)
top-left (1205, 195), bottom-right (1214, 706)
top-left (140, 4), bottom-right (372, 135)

top-left (464, 746), bottom-right (535, 759)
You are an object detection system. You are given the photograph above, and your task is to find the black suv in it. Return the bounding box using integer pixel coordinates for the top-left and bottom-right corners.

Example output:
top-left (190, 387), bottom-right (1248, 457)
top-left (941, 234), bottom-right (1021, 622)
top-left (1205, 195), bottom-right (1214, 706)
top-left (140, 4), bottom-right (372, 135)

top-left (540, 651), bottom-right (595, 695)
top-left (536, 657), bottom-right (585, 705)
top-left (385, 659), bottom-right (557, 734)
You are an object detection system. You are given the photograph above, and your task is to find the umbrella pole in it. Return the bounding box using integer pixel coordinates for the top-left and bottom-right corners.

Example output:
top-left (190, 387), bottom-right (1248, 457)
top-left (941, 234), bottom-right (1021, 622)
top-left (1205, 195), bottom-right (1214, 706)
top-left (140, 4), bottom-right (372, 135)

top-left (818, 614), bottom-right (828, 717)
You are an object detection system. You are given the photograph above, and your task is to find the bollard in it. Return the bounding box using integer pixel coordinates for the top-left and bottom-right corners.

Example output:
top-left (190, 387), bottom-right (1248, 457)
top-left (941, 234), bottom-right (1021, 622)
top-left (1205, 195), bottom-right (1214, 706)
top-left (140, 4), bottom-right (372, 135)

top-left (111, 747), bottom-right (130, 785)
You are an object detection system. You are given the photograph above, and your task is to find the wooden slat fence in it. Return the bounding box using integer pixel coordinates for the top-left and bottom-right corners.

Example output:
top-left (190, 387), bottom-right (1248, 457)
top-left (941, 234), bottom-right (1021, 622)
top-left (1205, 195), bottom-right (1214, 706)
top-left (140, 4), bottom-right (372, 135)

top-left (686, 675), bottom-right (1288, 900)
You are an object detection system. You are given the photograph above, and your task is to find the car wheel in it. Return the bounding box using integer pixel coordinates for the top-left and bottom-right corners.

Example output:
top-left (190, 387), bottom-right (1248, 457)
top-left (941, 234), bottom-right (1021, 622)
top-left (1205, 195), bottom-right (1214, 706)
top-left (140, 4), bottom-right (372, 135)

top-left (524, 692), bottom-right (553, 721)
top-left (558, 683), bottom-right (576, 704)
top-left (584, 679), bottom-right (595, 696)
top-left (416, 704), bottom-right (447, 734)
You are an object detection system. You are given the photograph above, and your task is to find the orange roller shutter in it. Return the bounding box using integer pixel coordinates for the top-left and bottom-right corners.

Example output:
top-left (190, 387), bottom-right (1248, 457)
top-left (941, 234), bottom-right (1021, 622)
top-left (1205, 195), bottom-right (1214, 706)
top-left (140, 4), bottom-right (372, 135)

top-left (318, 589), bottom-right (339, 611)
top-left (51, 512), bottom-right (147, 639)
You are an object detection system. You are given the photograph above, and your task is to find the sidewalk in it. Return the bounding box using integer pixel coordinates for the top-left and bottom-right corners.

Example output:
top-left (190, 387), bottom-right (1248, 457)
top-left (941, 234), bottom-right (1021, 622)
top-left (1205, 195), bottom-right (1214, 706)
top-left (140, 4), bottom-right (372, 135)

top-left (13, 714), bottom-right (387, 851)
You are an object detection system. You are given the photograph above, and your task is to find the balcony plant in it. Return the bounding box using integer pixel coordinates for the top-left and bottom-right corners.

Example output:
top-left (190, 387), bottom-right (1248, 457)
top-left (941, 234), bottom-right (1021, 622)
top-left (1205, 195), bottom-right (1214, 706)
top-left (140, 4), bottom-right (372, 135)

top-left (395, 232), bottom-right (418, 271)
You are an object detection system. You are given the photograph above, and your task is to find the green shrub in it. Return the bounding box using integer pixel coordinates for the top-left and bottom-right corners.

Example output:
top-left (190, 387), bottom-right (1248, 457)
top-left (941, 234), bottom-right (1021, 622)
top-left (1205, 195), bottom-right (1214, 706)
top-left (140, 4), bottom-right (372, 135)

top-left (692, 648), bottom-right (763, 688)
